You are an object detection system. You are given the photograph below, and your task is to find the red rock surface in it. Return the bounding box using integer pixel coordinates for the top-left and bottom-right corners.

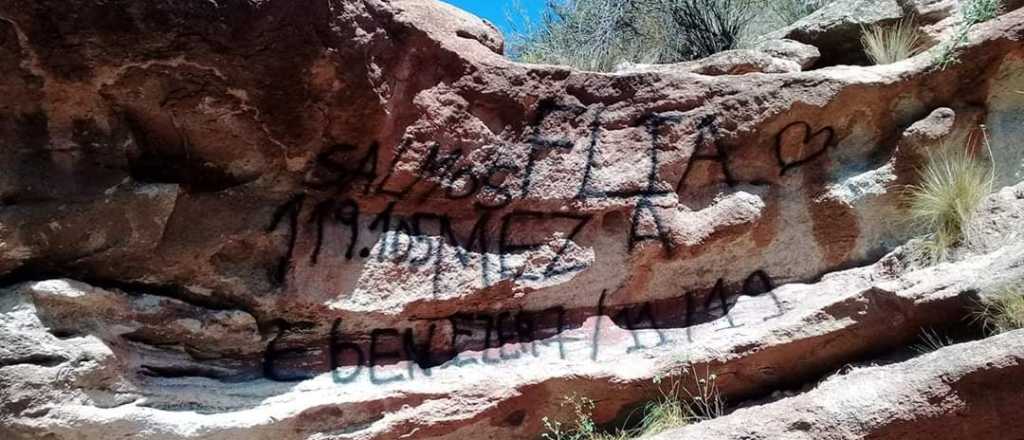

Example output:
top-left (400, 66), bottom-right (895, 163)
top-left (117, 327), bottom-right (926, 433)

top-left (0, 1), bottom-right (1023, 439)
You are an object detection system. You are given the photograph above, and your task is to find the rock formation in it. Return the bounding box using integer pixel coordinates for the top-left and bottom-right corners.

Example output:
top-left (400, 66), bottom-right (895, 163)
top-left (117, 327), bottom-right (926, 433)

top-left (0, 0), bottom-right (1023, 439)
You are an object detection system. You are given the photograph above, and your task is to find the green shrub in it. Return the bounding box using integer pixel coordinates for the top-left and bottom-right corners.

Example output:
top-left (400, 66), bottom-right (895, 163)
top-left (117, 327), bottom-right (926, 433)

top-left (510, 0), bottom-right (654, 72)
top-left (963, 0), bottom-right (1002, 23)
top-left (659, 0), bottom-right (757, 61)
top-left (766, 0), bottom-right (829, 26)
top-left (906, 138), bottom-right (994, 263)
top-left (936, 0), bottom-right (1002, 68)
top-left (861, 19), bottom-right (924, 65)
top-left (510, 0), bottom-right (757, 71)
top-left (509, 0), bottom-right (832, 71)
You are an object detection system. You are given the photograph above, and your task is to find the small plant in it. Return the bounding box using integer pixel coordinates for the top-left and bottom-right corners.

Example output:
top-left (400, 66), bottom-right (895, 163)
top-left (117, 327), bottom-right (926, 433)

top-left (861, 19), bottom-right (924, 65)
top-left (542, 367), bottom-right (724, 440)
top-left (906, 136), bottom-right (994, 264)
top-left (677, 365), bottom-right (724, 422)
top-left (973, 283), bottom-right (1024, 334)
top-left (541, 394), bottom-right (628, 440)
top-left (642, 365), bottom-right (724, 431)
top-left (936, 0), bottom-right (1002, 68)
top-left (636, 385), bottom-right (688, 436)
top-left (911, 328), bottom-right (954, 354)
top-left (963, 0), bottom-right (1002, 23)
top-left (541, 394), bottom-right (597, 440)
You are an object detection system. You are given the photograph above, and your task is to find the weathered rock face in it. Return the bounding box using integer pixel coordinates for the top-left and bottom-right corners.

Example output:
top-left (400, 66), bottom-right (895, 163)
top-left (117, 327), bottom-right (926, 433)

top-left (648, 328), bottom-right (1024, 440)
top-left (1, 0), bottom-right (1023, 439)
top-left (772, 0), bottom-right (1024, 66)
top-left (773, 0), bottom-right (909, 66)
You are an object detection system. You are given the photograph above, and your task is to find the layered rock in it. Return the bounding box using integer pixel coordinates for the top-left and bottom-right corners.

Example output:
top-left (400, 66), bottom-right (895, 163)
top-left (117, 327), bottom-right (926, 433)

top-left (4, 185), bottom-right (1024, 439)
top-left (0, 0), bottom-right (1023, 439)
top-left (647, 329), bottom-right (1024, 440)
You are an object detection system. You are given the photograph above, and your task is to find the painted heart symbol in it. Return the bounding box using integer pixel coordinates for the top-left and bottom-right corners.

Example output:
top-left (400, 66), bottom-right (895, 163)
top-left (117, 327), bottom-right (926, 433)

top-left (775, 121), bottom-right (834, 175)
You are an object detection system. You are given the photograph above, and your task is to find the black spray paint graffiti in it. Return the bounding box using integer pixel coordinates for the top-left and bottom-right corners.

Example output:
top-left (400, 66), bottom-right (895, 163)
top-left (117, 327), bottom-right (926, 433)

top-left (776, 121), bottom-right (835, 176)
top-left (267, 196), bottom-right (594, 294)
top-left (269, 108), bottom-right (836, 283)
top-left (262, 270), bottom-right (785, 384)
top-left (315, 109), bottom-right (835, 204)
top-left (676, 113), bottom-right (737, 192)
top-left (259, 108), bottom-right (834, 382)
top-left (347, 100), bottom-right (589, 209)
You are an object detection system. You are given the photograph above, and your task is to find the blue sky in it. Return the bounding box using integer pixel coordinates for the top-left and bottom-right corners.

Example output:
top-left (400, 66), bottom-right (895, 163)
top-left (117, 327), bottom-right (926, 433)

top-left (441, 0), bottom-right (547, 36)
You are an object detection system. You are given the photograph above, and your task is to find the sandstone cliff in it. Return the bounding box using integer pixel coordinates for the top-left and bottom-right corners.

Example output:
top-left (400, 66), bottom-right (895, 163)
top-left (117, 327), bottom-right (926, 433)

top-left (1, 0), bottom-right (1023, 439)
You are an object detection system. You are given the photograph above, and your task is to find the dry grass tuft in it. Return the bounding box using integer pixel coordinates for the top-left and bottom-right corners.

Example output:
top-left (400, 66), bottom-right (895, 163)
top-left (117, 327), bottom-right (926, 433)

top-left (635, 366), bottom-right (724, 436)
top-left (861, 19), bottom-right (924, 65)
top-left (911, 328), bottom-right (954, 354)
top-left (974, 284), bottom-right (1024, 334)
top-left (906, 137), bottom-right (994, 264)
top-left (635, 398), bottom-right (688, 436)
